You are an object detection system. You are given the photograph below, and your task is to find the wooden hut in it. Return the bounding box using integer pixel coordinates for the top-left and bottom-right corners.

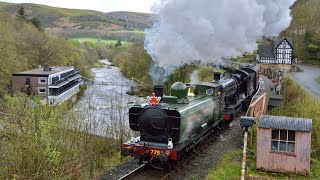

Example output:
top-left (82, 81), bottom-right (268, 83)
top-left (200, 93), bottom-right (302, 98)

top-left (256, 115), bottom-right (312, 175)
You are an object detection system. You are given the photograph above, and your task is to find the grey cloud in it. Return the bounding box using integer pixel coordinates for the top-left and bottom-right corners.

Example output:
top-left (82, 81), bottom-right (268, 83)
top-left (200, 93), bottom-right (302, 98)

top-left (145, 0), bottom-right (296, 66)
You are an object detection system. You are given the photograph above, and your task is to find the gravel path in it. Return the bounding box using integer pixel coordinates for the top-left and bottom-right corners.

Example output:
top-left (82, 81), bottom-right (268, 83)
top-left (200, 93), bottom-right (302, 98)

top-left (289, 65), bottom-right (320, 99)
top-left (100, 119), bottom-right (243, 180)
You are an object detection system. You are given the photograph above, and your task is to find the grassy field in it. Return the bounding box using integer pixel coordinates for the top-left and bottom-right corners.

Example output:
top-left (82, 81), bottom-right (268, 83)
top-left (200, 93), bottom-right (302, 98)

top-left (110, 30), bottom-right (144, 33)
top-left (72, 38), bottom-right (130, 45)
top-left (101, 30), bottom-right (145, 42)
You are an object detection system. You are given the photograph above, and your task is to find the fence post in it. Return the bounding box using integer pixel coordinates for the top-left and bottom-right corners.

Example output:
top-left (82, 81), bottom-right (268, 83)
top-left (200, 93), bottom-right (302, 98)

top-left (240, 117), bottom-right (254, 180)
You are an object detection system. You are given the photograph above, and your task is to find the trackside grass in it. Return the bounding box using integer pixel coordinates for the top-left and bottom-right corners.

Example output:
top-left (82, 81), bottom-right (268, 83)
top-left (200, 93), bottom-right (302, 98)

top-left (207, 149), bottom-right (242, 180)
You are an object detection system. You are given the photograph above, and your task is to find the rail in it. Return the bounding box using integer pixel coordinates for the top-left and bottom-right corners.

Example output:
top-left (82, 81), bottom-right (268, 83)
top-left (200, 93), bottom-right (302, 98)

top-left (118, 164), bottom-right (146, 180)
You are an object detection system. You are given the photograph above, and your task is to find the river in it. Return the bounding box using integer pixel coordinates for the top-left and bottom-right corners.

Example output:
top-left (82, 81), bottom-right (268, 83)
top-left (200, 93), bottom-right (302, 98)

top-left (71, 59), bottom-right (145, 137)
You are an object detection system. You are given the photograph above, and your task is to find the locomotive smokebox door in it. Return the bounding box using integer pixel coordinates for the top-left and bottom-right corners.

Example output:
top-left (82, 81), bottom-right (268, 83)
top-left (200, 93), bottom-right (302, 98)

top-left (240, 116), bottom-right (255, 127)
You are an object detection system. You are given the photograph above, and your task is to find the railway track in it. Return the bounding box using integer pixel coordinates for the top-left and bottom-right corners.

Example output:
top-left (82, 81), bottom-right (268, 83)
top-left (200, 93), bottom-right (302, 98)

top-left (118, 136), bottom-right (220, 180)
top-left (117, 122), bottom-right (226, 180)
top-left (116, 111), bottom-right (248, 180)
top-left (102, 117), bottom-right (243, 180)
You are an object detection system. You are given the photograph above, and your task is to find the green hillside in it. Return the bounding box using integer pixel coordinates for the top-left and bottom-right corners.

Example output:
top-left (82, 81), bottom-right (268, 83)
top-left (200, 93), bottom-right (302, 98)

top-left (0, 2), bottom-right (154, 41)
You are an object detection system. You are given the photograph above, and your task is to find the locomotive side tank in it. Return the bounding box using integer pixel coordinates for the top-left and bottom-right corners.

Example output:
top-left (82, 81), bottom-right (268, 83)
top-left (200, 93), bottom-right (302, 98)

top-left (178, 95), bottom-right (216, 143)
top-left (129, 82), bottom-right (222, 145)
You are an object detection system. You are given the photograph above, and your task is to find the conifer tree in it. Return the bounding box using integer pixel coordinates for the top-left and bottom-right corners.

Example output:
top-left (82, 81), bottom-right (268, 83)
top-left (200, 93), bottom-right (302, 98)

top-left (16, 7), bottom-right (28, 21)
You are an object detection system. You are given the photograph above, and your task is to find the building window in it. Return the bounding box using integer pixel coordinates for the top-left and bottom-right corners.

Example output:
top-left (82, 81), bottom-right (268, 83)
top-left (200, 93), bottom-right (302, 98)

top-left (271, 129), bottom-right (295, 153)
top-left (38, 77), bottom-right (47, 84)
top-left (38, 87), bottom-right (47, 94)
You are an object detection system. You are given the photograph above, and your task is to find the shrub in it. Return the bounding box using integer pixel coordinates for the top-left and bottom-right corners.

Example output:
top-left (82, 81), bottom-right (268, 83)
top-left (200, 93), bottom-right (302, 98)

top-left (0, 94), bottom-right (122, 179)
top-left (316, 76), bottom-right (320, 84)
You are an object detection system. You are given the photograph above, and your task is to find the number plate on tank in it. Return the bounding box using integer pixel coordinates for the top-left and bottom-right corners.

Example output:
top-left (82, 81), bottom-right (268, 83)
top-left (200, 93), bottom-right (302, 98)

top-left (150, 150), bottom-right (162, 156)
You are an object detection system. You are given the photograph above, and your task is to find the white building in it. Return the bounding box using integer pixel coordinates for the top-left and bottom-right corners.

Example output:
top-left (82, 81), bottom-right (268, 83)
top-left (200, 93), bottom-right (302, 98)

top-left (257, 38), bottom-right (293, 65)
top-left (12, 65), bottom-right (82, 105)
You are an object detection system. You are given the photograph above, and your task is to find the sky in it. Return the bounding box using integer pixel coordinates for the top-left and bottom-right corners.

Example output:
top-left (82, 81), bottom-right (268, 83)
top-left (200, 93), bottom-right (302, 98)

top-left (1, 0), bottom-right (158, 13)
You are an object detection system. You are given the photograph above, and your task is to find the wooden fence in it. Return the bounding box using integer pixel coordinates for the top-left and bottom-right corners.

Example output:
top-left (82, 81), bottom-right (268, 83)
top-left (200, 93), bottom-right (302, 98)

top-left (248, 92), bottom-right (267, 122)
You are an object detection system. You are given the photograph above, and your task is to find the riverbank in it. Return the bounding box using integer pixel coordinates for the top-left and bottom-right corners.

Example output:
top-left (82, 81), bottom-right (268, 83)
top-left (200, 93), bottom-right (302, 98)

top-left (71, 59), bottom-right (144, 137)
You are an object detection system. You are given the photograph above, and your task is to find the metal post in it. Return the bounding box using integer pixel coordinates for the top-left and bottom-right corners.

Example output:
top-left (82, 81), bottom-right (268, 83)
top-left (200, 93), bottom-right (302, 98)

top-left (241, 130), bottom-right (248, 180)
top-left (250, 127), bottom-right (253, 148)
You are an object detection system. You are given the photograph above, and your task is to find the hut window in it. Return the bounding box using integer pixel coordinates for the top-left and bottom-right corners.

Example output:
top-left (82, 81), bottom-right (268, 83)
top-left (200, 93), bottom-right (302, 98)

top-left (271, 129), bottom-right (295, 153)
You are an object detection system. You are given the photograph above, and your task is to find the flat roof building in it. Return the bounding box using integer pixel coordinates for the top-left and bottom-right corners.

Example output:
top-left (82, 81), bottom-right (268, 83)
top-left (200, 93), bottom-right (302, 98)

top-left (12, 65), bottom-right (82, 105)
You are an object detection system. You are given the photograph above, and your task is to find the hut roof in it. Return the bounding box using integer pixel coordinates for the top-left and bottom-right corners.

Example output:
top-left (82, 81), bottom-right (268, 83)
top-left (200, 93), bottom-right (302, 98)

top-left (258, 115), bottom-right (312, 132)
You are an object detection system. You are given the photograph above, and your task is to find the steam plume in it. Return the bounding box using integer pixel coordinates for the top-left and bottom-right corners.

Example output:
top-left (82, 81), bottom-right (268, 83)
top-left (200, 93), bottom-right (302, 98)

top-left (145, 0), bottom-right (296, 67)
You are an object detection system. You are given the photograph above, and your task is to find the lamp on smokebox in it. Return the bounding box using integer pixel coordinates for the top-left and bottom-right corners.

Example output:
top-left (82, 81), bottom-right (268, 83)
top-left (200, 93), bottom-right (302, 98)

top-left (147, 93), bottom-right (161, 106)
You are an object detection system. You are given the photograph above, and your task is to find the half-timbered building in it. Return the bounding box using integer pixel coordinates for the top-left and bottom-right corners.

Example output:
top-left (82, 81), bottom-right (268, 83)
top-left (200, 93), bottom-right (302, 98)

top-left (257, 38), bottom-right (293, 73)
top-left (257, 38), bottom-right (293, 64)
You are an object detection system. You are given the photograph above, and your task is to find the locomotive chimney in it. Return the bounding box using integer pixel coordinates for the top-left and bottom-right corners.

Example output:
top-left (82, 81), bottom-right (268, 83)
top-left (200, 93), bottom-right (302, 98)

top-left (154, 85), bottom-right (164, 98)
top-left (43, 64), bottom-right (50, 71)
top-left (214, 72), bottom-right (221, 82)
